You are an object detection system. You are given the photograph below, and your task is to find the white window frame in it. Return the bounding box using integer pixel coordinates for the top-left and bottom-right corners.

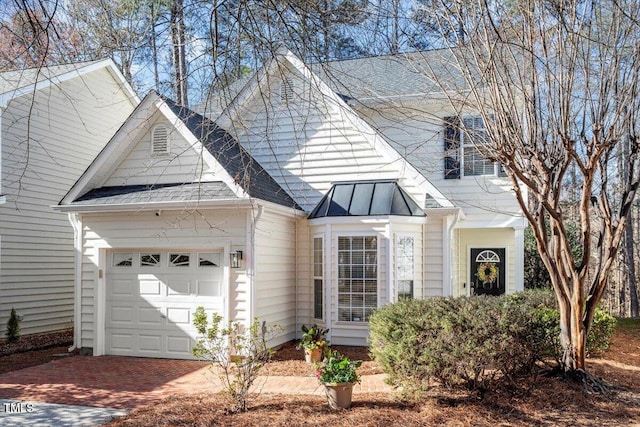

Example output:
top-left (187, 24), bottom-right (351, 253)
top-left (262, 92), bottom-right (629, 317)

top-left (395, 235), bottom-right (415, 300)
top-left (460, 116), bottom-right (499, 177)
top-left (313, 236), bottom-right (324, 320)
top-left (337, 235), bottom-right (378, 323)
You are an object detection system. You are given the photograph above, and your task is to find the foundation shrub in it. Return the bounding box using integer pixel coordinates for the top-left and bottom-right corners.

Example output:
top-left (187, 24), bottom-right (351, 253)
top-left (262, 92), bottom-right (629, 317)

top-left (369, 291), bottom-right (616, 395)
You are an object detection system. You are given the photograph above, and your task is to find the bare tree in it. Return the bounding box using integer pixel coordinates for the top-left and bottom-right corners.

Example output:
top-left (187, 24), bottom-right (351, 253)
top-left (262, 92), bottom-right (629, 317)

top-left (430, 0), bottom-right (640, 377)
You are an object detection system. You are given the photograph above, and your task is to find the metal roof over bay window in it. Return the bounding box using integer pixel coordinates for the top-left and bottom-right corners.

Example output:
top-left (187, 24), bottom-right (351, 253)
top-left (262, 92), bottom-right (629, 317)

top-left (308, 180), bottom-right (426, 218)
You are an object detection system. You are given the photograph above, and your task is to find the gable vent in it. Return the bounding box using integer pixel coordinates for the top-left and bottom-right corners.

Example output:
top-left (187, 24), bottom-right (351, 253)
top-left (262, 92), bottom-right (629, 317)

top-left (151, 125), bottom-right (169, 154)
top-left (280, 78), bottom-right (294, 103)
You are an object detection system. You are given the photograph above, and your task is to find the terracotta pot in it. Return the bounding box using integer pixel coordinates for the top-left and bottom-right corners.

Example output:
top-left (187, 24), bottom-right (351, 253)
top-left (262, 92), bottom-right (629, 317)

top-left (323, 382), bottom-right (354, 409)
top-left (304, 347), bottom-right (322, 364)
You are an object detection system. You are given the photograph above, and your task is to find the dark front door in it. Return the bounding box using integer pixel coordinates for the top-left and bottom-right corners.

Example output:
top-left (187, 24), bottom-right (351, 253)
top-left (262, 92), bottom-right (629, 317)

top-left (470, 248), bottom-right (506, 296)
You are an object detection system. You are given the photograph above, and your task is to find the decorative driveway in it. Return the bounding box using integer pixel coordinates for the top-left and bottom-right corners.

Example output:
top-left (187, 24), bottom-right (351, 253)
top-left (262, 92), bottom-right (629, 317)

top-left (0, 355), bottom-right (392, 411)
top-left (0, 355), bottom-right (214, 410)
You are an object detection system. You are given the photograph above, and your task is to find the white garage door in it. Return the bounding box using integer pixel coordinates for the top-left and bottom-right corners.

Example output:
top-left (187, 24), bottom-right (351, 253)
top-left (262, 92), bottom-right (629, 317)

top-left (106, 250), bottom-right (225, 359)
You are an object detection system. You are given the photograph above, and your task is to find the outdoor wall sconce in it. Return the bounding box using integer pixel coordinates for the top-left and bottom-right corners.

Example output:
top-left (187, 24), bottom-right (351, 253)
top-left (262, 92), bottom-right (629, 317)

top-left (230, 250), bottom-right (243, 268)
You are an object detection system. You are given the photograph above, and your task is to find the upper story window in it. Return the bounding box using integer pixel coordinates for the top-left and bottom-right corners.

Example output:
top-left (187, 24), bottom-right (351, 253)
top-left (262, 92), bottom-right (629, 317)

top-left (444, 116), bottom-right (503, 179)
top-left (151, 124), bottom-right (170, 155)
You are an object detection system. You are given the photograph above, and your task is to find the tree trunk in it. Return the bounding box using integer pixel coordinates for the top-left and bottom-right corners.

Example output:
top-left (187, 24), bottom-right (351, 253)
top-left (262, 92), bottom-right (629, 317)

top-left (630, 211), bottom-right (640, 316)
top-left (170, 0), bottom-right (188, 107)
top-left (150, 1), bottom-right (159, 91)
top-left (557, 287), bottom-right (586, 371)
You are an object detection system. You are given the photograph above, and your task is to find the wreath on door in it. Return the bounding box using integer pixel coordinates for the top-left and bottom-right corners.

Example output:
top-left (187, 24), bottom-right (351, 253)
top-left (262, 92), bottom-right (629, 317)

top-left (477, 262), bottom-right (498, 285)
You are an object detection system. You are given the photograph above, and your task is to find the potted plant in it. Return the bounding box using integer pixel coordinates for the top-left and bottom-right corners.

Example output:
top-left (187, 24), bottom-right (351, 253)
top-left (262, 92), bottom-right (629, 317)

top-left (296, 324), bottom-right (329, 363)
top-left (316, 350), bottom-right (362, 409)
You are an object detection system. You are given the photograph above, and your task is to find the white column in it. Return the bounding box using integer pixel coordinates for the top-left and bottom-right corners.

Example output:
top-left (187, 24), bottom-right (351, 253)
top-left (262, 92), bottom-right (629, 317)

top-left (514, 226), bottom-right (525, 292)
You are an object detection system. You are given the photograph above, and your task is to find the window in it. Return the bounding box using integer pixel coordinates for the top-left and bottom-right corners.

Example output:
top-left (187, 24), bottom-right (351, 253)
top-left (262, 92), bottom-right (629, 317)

top-left (396, 236), bottom-right (414, 300)
top-left (338, 236), bottom-right (377, 322)
top-left (141, 253), bottom-right (160, 267)
top-left (198, 253), bottom-right (220, 267)
top-left (169, 253), bottom-right (190, 267)
top-left (462, 117), bottom-right (494, 176)
top-left (151, 124), bottom-right (169, 155)
top-left (313, 237), bottom-right (324, 320)
top-left (113, 252), bottom-right (133, 267)
top-left (444, 116), bottom-right (498, 178)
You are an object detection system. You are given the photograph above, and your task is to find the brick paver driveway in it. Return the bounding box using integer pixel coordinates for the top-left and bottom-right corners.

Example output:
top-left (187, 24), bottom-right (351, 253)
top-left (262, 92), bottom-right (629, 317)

top-left (0, 355), bottom-right (392, 411)
top-left (0, 355), bottom-right (215, 409)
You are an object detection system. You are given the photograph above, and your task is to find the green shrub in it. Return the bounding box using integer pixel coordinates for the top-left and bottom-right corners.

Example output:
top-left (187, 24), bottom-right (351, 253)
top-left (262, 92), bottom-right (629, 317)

top-left (587, 309), bottom-right (616, 357)
top-left (368, 291), bottom-right (616, 396)
top-left (5, 308), bottom-right (20, 343)
top-left (368, 296), bottom-right (544, 394)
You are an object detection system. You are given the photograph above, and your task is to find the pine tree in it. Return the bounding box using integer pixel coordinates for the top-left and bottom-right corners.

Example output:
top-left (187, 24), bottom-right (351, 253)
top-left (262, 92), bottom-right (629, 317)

top-left (5, 307), bottom-right (20, 343)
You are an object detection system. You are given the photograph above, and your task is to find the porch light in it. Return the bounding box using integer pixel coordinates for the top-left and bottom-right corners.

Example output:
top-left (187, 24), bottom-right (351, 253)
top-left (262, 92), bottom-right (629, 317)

top-left (230, 250), bottom-right (243, 268)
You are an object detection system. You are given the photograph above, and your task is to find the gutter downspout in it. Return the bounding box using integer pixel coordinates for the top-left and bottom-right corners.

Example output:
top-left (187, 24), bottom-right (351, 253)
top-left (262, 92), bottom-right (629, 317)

top-left (248, 204), bottom-right (264, 324)
top-left (68, 213), bottom-right (83, 352)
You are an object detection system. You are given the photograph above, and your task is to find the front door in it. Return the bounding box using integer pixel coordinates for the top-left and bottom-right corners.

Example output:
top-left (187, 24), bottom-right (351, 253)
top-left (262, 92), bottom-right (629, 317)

top-left (470, 248), bottom-right (505, 296)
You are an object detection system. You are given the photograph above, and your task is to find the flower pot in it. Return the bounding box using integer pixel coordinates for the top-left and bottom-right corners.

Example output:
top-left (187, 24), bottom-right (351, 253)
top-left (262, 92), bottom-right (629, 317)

top-left (323, 382), bottom-right (354, 409)
top-left (304, 347), bottom-right (322, 364)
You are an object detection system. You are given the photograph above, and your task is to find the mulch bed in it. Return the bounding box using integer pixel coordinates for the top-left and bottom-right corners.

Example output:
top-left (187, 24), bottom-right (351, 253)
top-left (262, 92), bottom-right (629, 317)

top-left (0, 328), bottom-right (74, 374)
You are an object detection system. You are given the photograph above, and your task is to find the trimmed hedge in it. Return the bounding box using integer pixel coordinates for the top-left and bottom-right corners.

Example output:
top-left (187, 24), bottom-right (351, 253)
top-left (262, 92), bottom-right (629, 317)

top-left (368, 290), bottom-right (615, 395)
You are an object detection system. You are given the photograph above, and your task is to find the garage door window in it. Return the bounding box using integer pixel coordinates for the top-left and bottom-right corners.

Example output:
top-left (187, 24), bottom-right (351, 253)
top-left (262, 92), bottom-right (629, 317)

top-left (198, 253), bottom-right (220, 267)
top-left (169, 253), bottom-right (190, 267)
top-left (141, 253), bottom-right (161, 267)
top-left (113, 253), bottom-right (133, 267)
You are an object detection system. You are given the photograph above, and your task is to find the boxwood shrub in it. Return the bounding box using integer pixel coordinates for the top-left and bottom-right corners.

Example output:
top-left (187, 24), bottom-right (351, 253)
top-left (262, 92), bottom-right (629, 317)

top-left (368, 290), bottom-right (616, 395)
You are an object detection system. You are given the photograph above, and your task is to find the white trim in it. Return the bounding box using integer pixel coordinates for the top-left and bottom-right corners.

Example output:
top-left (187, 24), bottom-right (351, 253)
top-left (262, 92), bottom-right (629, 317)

top-left (442, 213), bottom-right (460, 297)
top-left (514, 226), bottom-right (525, 292)
top-left (334, 233), bottom-right (379, 324)
top-left (312, 234), bottom-right (325, 321)
top-left (324, 223), bottom-right (332, 341)
top-left (394, 233), bottom-right (416, 301)
top-left (68, 213), bottom-right (83, 352)
top-left (95, 247), bottom-right (107, 356)
top-left (0, 59), bottom-right (139, 108)
top-left (309, 215), bottom-right (426, 226)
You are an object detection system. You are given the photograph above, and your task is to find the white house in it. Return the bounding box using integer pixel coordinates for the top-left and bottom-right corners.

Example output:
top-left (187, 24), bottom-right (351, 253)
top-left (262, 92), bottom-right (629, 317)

top-left (56, 50), bottom-right (526, 358)
top-left (0, 60), bottom-right (138, 336)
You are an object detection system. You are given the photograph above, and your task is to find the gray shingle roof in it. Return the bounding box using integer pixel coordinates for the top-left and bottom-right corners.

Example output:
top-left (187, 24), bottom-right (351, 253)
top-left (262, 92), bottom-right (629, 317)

top-left (72, 182), bottom-right (236, 205)
top-left (72, 93), bottom-right (301, 210)
top-left (311, 49), bottom-right (467, 101)
top-left (161, 96), bottom-right (301, 210)
top-left (309, 180), bottom-right (425, 218)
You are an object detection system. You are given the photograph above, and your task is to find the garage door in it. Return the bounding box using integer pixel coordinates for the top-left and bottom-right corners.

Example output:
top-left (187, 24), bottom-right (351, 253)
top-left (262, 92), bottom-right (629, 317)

top-left (106, 250), bottom-right (225, 359)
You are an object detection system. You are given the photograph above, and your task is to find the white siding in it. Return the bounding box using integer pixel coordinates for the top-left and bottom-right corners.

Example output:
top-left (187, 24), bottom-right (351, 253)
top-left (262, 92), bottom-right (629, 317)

top-left (424, 214), bottom-right (445, 296)
top-left (0, 68), bottom-right (135, 334)
top-left (295, 219), bottom-right (312, 329)
top-left (103, 113), bottom-right (223, 187)
top-left (355, 102), bottom-right (521, 227)
top-left (78, 208), bottom-right (249, 350)
top-left (222, 65), bottom-right (427, 213)
top-left (253, 208), bottom-right (299, 346)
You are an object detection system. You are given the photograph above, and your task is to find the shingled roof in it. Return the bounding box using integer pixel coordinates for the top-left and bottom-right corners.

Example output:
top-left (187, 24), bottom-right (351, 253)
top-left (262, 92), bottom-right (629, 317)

top-left (161, 96), bottom-right (301, 210)
top-left (70, 94), bottom-right (301, 211)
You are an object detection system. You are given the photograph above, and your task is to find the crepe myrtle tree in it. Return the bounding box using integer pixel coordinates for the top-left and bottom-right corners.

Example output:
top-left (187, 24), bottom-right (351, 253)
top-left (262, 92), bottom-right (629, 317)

top-left (428, 0), bottom-right (640, 376)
